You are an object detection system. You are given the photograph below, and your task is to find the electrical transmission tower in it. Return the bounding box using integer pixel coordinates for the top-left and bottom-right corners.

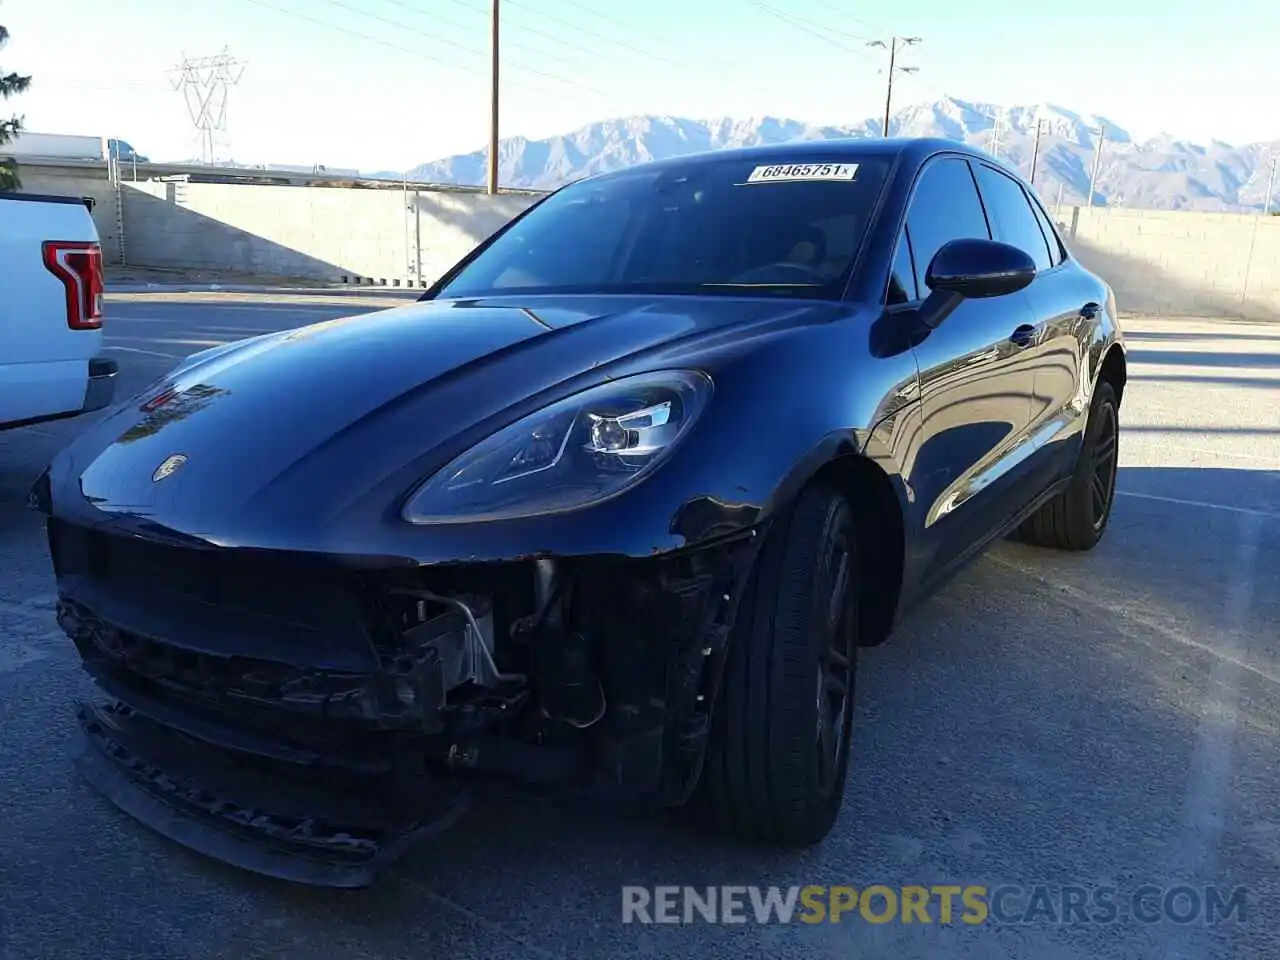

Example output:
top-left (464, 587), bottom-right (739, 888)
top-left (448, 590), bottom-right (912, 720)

top-left (989, 108), bottom-right (1005, 158)
top-left (169, 49), bottom-right (246, 164)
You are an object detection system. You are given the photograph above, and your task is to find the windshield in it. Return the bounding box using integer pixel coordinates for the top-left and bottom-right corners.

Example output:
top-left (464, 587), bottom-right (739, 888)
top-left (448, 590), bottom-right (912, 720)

top-left (438, 154), bottom-right (891, 301)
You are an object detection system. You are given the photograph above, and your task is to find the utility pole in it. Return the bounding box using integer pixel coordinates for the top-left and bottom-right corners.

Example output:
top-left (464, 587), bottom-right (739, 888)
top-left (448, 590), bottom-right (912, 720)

top-left (1087, 124), bottom-right (1106, 208)
top-left (990, 108), bottom-right (1004, 158)
top-left (1265, 154), bottom-right (1277, 215)
top-left (487, 0), bottom-right (500, 195)
top-left (169, 49), bottom-right (245, 164)
top-left (866, 36), bottom-right (921, 137)
top-left (1029, 117), bottom-right (1046, 185)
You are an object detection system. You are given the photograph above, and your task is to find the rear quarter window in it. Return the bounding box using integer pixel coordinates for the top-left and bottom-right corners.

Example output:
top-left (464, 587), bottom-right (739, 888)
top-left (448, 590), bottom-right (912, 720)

top-left (974, 163), bottom-right (1054, 271)
top-left (1025, 189), bottom-right (1066, 266)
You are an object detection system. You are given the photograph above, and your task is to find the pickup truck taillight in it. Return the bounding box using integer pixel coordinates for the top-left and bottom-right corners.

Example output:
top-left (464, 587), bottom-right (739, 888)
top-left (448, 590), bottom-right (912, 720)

top-left (42, 240), bottom-right (105, 330)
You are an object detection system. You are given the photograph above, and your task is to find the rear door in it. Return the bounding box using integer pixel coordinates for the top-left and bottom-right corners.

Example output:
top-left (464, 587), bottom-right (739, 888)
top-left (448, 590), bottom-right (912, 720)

top-left (972, 163), bottom-right (1103, 486)
top-left (901, 156), bottom-right (1041, 583)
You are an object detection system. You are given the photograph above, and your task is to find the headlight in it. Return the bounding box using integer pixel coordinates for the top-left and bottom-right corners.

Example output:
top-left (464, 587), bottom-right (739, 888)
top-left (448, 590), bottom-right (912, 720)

top-left (402, 370), bottom-right (713, 524)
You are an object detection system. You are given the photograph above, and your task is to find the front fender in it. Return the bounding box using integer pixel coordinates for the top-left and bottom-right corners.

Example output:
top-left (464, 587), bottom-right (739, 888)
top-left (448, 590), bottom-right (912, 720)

top-left (314, 316), bottom-right (916, 565)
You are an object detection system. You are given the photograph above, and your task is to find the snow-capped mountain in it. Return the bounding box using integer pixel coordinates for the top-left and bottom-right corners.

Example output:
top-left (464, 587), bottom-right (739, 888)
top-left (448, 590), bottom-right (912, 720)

top-left (389, 98), bottom-right (1279, 213)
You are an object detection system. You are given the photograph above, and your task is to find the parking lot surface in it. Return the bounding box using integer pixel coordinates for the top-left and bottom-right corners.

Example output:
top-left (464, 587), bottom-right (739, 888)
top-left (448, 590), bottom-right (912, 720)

top-left (1, 295), bottom-right (1277, 960)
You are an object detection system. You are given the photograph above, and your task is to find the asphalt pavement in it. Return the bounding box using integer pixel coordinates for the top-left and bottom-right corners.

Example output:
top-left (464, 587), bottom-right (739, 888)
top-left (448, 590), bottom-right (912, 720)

top-left (1, 295), bottom-right (1277, 960)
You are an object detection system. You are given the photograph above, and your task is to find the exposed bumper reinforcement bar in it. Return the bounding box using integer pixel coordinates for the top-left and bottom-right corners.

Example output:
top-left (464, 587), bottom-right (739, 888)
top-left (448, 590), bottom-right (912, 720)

top-left (75, 699), bottom-right (469, 888)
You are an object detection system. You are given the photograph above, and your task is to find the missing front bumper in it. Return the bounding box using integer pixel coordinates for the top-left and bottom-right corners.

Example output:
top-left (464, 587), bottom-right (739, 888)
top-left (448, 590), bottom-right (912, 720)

top-left (53, 513), bottom-right (765, 883)
top-left (75, 699), bottom-right (469, 888)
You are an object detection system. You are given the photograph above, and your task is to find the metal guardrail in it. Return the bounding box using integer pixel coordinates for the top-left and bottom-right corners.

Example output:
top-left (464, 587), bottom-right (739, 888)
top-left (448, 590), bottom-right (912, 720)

top-left (5, 155), bottom-right (550, 197)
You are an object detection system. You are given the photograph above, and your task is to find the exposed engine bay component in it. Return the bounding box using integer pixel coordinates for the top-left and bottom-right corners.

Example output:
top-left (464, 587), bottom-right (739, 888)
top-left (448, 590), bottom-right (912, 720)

top-left (534, 558), bottom-right (556, 612)
top-left (44, 500), bottom-right (759, 887)
top-left (390, 588), bottom-right (525, 690)
top-left (425, 733), bottom-right (588, 786)
top-left (525, 558), bottom-right (606, 729)
top-left (527, 626), bottom-right (606, 729)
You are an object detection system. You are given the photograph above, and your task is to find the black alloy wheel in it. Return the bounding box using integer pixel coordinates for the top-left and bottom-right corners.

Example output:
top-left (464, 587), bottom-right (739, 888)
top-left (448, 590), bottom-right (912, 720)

top-left (701, 483), bottom-right (859, 847)
top-left (1015, 379), bottom-right (1121, 551)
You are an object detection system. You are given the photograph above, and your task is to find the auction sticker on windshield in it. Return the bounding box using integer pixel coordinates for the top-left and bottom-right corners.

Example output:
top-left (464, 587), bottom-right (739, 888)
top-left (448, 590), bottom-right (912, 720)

top-left (743, 163), bottom-right (859, 184)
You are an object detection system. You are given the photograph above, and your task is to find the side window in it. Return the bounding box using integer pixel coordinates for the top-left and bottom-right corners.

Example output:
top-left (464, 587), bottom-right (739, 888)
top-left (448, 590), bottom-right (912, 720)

top-left (1026, 189), bottom-right (1066, 266)
top-left (905, 158), bottom-right (991, 294)
top-left (887, 226), bottom-right (917, 304)
top-left (974, 164), bottom-right (1053, 271)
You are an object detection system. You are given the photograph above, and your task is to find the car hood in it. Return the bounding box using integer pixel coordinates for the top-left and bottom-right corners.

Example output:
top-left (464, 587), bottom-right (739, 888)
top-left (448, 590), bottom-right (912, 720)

top-left (51, 294), bottom-right (844, 545)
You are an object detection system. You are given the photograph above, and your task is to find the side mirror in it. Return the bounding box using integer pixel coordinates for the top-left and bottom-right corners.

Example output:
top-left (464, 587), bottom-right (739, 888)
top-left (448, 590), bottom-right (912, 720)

top-left (919, 238), bottom-right (1037, 328)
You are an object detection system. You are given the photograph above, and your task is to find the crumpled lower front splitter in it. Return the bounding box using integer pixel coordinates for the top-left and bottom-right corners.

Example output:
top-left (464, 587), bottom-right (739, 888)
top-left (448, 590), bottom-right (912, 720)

top-left (74, 699), bottom-right (469, 888)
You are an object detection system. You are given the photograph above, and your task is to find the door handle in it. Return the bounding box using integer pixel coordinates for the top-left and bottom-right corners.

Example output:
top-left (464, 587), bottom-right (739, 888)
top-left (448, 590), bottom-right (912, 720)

top-left (1009, 324), bottom-right (1037, 347)
top-left (1080, 302), bottom-right (1101, 320)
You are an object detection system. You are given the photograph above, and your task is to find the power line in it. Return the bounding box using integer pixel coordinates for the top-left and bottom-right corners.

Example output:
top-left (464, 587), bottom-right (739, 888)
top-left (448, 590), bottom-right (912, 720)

top-left (38, 75), bottom-right (161, 90)
top-left (242, 0), bottom-right (485, 76)
top-left (317, 0), bottom-right (606, 96)
top-left (810, 0), bottom-right (891, 37)
top-left (371, 0), bottom-right (632, 84)
top-left (747, 0), bottom-right (879, 61)
top-left (504, 0), bottom-right (731, 73)
top-left (351, 0), bottom-right (848, 118)
top-left (777, 1), bottom-right (878, 44)
top-left (373, 0), bottom-right (690, 87)
top-left (560, 0), bottom-right (871, 70)
top-left (504, 0), bottom-right (817, 105)
top-left (241, 0), bottom-right (611, 111)
top-left (521, 0), bottom-right (747, 70)
top-left (531, 0), bottom-right (753, 79)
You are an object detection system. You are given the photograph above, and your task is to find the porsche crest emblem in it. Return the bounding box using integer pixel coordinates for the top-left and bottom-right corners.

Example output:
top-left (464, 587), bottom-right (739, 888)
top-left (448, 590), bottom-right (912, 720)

top-left (152, 454), bottom-right (188, 483)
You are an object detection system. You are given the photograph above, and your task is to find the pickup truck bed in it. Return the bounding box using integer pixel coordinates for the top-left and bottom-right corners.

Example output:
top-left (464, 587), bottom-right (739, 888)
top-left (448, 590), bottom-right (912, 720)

top-left (1, 191), bottom-right (117, 430)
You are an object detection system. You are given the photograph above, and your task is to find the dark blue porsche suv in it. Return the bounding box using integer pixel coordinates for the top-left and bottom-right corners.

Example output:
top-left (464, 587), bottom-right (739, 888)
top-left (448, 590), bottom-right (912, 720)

top-left (37, 137), bottom-right (1125, 887)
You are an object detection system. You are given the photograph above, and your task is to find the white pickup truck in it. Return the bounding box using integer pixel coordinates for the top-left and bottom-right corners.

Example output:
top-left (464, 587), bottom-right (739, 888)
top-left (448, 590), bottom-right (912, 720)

top-left (1, 191), bottom-right (117, 430)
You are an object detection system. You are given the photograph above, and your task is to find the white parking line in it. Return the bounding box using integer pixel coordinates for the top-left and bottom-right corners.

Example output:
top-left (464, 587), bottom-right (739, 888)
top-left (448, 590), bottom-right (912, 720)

top-left (104, 344), bottom-right (183, 360)
top-left (1117, 489), bottom-right (1280, 520)
top-left (988, 552), bottom-right (1280, 689)
top-left (1130, 444), bottom-right (1280, 464)
top-left (1166, 511), bottom-right (1260, 952)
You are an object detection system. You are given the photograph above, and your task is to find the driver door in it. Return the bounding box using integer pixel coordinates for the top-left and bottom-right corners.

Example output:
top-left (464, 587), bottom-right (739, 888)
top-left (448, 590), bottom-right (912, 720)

top-left (899, 156), bottom-right (1040, 585)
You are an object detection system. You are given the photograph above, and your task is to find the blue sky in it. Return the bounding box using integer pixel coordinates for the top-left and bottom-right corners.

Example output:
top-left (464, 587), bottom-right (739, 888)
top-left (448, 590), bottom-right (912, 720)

top-left (4, 0), bottom-right (1277, 169)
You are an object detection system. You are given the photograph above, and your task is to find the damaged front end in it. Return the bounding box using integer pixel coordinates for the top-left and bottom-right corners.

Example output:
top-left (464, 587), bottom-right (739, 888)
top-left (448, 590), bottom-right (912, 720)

top-left (50, 517), bottom-right (758, 886)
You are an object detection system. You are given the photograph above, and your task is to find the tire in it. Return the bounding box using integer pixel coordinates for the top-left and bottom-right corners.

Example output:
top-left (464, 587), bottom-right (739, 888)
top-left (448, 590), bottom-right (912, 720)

top-left (1016, 379), bottom-right (1120, 551)
top-left (701, 483), bottom-right (858, 847)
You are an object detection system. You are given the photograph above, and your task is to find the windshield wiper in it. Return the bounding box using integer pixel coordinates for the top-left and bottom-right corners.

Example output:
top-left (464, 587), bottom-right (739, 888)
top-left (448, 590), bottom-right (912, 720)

top-left (699, 282), bottom-right (825, 289)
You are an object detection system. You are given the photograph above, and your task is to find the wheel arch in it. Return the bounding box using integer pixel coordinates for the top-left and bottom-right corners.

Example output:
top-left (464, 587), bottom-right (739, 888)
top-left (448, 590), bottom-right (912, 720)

top-left (1098, 342), bottom-right (1128, 406)
top-left (806, 454), bottom-right (905, 647)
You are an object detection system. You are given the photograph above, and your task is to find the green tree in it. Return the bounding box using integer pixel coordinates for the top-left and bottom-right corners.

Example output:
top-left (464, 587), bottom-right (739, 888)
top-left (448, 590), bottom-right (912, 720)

top-left (1, 23), bottom-right (32, 190)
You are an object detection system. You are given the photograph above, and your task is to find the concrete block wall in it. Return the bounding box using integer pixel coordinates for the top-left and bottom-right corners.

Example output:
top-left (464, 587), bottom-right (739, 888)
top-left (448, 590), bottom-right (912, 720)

top-left (120, 179), bottom-right (539, 286)
top-left (12, 166), bottom-right (123, 264)
top-left (16, 160), bottom-right (1278, 320)
top-left (1052, 206), bottom-right (1280, 321)
top-left (120, 183), bottom-right (1280, 318)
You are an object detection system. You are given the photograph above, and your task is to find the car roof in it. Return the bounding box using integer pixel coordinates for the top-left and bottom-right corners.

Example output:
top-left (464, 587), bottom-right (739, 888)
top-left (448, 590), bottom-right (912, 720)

top-left (579, 137), bottom-right (990, 183)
